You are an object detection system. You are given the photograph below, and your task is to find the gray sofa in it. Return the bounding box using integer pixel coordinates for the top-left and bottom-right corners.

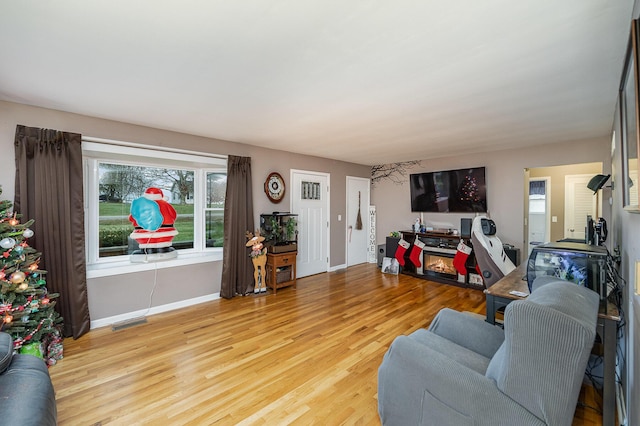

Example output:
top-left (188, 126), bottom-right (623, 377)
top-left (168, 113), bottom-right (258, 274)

top-left (377, 278), bottom-right (599, 426)
top-left (0, 332), bottom-right (57, 426)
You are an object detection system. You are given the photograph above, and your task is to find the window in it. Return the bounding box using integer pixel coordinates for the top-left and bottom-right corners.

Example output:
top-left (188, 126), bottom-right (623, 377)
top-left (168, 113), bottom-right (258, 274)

top-left (205, 172), bottom-right (226, 248)
top-left (83, 140), bottom-right (226, 271)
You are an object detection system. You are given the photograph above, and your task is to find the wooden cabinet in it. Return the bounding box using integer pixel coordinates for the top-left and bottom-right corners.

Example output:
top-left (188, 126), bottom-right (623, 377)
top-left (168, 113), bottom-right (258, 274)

top-left (266, 252), bottom-right (297, 294)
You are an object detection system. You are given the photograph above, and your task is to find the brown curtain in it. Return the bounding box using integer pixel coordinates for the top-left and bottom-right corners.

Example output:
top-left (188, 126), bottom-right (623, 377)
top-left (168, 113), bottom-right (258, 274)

top-left (14, 125), bottom-right (90, 339)
top-left (221, 156), bottom-right (254, 298)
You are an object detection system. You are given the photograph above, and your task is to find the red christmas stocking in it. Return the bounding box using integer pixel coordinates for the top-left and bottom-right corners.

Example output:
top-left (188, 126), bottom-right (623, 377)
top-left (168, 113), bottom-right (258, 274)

top-left (394, 239), bottom-right (410, 266)
top-left (409, 239), bottom-right (425, 267)
top-left (453, 240), bottom-right (472, 275)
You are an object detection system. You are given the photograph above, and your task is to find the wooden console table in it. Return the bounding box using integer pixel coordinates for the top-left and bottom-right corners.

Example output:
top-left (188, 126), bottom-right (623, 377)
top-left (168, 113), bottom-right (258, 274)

top-left (265, 252), bottom-right (296, 294)
top-left (485, 262), bottom-right (620, 426)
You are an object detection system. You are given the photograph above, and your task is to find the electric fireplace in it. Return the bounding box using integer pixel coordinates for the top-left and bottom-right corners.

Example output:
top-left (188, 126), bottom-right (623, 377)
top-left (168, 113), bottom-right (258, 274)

top-left (423, 249), bottom-right (457, 279)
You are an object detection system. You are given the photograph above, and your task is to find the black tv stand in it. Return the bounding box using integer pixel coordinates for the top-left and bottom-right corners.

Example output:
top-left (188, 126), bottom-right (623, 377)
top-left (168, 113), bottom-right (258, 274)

top-left (389, 231), bottom-right (482, 289)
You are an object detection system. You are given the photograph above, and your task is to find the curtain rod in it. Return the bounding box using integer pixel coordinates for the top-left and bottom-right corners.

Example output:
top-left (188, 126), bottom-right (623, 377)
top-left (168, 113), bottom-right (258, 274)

top-left (83, 136), bottom-right (228, 161)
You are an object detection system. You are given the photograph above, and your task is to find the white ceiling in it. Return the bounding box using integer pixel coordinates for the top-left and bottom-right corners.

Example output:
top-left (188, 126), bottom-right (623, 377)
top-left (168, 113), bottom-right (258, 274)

top-left (0, 1), bottom-right (634, 166)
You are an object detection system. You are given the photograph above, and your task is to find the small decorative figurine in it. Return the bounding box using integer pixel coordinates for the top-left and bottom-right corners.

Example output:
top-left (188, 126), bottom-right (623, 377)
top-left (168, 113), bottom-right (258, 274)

top-left (414, 217), bottom-right (421, 233)
top-left (246, 230), bottom-right (267, 294)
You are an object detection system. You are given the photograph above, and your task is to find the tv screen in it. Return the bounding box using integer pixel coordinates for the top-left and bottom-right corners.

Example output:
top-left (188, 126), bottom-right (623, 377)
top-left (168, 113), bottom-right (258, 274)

top-left (410, 167), bottom-right (487, 213)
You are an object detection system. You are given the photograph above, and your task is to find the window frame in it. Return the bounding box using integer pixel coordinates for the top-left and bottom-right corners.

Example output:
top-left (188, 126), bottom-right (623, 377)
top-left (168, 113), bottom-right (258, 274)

top-left (83, 138), bottom-right (227, 277)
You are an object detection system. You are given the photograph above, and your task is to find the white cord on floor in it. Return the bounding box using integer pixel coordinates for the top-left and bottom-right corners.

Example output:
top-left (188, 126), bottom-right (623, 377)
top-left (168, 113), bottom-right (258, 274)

top-left (140, 262), bottom-right (158, 318)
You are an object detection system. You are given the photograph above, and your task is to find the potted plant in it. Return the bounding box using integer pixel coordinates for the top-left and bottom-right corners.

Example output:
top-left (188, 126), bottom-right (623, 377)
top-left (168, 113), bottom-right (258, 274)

top-left (285, 217), bottom-right (297, 242)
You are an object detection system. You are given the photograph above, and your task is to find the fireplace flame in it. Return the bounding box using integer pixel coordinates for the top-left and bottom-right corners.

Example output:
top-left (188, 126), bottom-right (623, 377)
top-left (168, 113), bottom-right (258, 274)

top-left (427, 258), bottom-right (455, 275)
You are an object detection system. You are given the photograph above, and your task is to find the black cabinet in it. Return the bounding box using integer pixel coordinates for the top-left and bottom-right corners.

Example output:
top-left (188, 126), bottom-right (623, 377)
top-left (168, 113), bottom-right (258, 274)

top-left (384, 231), bottom-right (482, 289)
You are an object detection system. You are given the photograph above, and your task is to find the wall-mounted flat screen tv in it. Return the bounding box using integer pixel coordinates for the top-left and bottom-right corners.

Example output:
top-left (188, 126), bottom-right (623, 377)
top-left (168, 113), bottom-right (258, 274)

top-left (410, 167), bottom-right (487, 213)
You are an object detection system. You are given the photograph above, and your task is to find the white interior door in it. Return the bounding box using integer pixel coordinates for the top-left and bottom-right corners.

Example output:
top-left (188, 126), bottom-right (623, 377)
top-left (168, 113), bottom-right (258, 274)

top-left (346, 177), bottom-right (370, 267)
top-left (564, 174), bottom-right (597, 240)
top-left (291, 170), bottom-right (329, 278)
top-left (527, 177), bottom-right (550, 256)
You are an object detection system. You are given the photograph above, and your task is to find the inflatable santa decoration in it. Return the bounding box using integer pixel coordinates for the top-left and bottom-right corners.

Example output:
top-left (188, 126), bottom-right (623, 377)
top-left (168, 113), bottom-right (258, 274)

top-left (129, 187), bottom-right (179, 262)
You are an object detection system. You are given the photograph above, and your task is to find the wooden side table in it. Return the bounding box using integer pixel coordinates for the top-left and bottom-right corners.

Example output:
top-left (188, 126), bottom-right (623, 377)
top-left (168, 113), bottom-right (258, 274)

top-left (266, 251), bottom-right (297, 294)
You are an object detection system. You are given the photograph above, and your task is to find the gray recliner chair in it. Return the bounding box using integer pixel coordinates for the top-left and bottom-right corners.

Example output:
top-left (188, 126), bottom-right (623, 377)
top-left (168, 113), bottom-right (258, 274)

top-left (377, 278), bottom-right (599, 426)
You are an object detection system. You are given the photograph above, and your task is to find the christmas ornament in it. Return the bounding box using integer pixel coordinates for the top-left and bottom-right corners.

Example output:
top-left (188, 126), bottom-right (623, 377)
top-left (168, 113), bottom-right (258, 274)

top-left (23, 228), bottom-right (34, 238)
top-left (10, 271), bottom-right (26, 284)
top-left (13, 245), bottom-right (24, 255)
top-left (8, 215), bottom-right (18, 226)
top-left (0, 237), bottom-right (16, 249)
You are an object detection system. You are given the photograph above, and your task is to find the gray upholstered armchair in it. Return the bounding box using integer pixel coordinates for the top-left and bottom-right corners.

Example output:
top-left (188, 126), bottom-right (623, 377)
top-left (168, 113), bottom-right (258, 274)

top-left (377, 279), bottom-right (599, 426)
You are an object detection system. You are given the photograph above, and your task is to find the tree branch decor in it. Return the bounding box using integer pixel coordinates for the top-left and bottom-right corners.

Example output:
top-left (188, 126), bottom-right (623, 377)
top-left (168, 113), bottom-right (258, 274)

top-left (371, 161), bottom-right (422, 187)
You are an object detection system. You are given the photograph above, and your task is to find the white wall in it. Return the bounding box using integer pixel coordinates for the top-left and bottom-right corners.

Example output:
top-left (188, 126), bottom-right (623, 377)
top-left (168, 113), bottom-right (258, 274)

top-left (612, 88), bottom-right (639, 426)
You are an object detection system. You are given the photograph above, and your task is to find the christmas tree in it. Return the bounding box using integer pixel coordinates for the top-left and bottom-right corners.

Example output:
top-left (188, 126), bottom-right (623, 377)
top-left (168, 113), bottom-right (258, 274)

top-left (0, 186), bottom-right (63, 365)
top-left (459, 174), bottom-right (480, 203)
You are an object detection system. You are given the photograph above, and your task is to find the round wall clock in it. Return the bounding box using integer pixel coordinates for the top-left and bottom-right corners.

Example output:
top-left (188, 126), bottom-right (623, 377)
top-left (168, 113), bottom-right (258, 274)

top-left (264, 172), bottom-right (285, 203)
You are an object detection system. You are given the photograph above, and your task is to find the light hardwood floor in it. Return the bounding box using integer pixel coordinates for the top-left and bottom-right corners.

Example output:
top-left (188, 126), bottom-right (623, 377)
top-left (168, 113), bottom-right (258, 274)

top-left (49, 263), bottom-right (603, 425)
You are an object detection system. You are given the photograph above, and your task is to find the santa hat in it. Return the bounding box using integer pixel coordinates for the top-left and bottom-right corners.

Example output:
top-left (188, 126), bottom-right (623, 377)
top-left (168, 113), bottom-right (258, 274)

top-left (143, 187), bottom-right (164, 201)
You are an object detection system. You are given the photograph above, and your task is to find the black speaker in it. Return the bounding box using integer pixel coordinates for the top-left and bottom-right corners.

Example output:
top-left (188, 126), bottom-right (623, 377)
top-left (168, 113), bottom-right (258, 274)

top-left (377, 244), bottom-right (386, 267)
top-left (386, 237), bottom-right (400, 262)
top-left (503, 245), bottom-right (520, 265)
top-left (460, 218), bottom-right (472, 238)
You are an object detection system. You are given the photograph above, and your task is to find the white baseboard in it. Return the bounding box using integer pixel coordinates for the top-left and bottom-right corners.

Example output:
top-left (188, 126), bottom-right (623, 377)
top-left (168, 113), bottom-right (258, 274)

top-left (90, 293), bottom-right (221, 330)
top-left (329, 263), bottom-right (347, 272)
